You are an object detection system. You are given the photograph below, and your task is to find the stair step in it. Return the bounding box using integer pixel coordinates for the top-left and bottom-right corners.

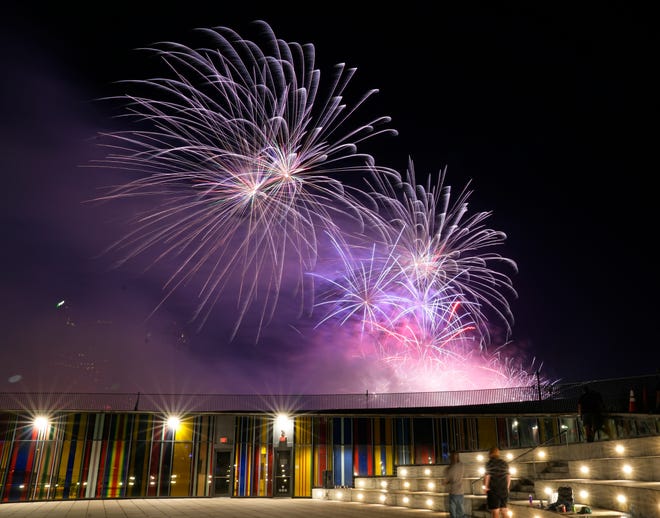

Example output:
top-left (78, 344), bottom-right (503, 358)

top-left (471, 500), bottom-right (630, 517)
top-left (317, 436), bottom-right (659, 517)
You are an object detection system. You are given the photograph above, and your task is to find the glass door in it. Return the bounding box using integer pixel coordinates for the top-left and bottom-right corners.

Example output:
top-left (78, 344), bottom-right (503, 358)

top-left (213, 450), bottom-right (232, 496)
top-left (274, 448), bottom-right (291, 496)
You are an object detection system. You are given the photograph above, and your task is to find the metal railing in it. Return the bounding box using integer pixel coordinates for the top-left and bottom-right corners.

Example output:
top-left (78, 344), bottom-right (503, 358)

top-left (0, 373), bottom-right (656, 414)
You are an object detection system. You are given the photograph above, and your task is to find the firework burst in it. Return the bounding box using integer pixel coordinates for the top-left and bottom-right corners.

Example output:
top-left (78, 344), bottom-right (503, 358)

top-left (89, 21), bottom-right (548, 391)
top-left (369, 160), bottom-right (518, 346)
top-left (92, 21), bottom-right (397, 339)
top-left (312, 160), bottom-right (518, 385)
top-left (311, 233), bottom-right (406, 335)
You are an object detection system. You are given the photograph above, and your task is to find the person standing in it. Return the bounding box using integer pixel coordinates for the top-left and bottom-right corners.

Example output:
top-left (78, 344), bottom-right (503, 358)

top-left (444, 450), bottom-right (464, 518)
top-left (483, 446), bottom-right (510, 518)
top-left (578, 384), bottom-right (604, 442)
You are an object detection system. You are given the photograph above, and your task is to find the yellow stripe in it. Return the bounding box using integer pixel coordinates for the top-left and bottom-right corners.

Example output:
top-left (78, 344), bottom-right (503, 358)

top-left (70, 414), bottom-right (87, 497)
top-left (294, 417), bottom-right (312, 496)
top-left (57, 416), bottom-right (73, 497)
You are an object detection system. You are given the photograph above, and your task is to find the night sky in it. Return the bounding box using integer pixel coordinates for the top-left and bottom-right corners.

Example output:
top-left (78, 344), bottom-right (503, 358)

top-left (1, 3), bottom-right (657, 395)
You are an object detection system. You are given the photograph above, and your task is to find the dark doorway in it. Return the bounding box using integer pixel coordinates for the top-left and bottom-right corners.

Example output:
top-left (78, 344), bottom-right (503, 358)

top-left (274, 447), bottom-right (292, 496)
top-left (213, 450), bottom-right (232, 496)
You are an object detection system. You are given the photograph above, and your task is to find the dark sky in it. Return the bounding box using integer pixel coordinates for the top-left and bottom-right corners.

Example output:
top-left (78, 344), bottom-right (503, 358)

top-left (1, 3), bottom-right (657, 394)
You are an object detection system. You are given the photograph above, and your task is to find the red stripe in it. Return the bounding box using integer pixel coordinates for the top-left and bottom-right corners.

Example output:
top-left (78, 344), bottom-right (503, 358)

top-left (80, 439), bottom-right (93, 498)
top-left (96, 440), bottom-right (108, 497)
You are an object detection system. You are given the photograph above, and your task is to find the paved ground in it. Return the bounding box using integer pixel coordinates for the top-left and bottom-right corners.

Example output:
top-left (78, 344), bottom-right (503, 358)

top-left (0, 498), bottom-right (443, 518)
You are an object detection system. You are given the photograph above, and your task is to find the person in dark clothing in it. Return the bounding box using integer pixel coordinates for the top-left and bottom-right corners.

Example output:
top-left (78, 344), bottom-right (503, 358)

top-left (484, 447), bottom-right (510, 518)
top-left (578, 385), bottom-right (604, 442)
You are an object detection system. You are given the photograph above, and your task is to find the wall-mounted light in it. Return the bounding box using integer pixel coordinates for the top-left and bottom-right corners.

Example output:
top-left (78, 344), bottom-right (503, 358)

top-left (33, 416), bottom-right (49, 433)
top-left (276, 414), bottom-right (292, 430)
top-left (167, 416), bottom-right (181, 431)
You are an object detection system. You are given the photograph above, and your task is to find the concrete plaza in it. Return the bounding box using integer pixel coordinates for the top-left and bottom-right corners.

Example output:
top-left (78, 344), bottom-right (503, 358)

top-left (0, 497), bottom-right (443, 518)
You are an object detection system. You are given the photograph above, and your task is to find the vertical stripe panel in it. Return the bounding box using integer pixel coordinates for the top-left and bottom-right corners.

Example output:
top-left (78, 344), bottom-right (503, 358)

top-left (294, 416), bottom-right (312, 496)
top-left (395, 417), bottom-right (411, 465)
top-left (85, 413), bottom-right (104, 498)
top-left (315, 416), bottom-right (329, 488)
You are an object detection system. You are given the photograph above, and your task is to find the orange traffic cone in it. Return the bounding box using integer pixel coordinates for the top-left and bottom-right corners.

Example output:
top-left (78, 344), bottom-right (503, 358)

top-left (628, 389), bottom-right (637, 412)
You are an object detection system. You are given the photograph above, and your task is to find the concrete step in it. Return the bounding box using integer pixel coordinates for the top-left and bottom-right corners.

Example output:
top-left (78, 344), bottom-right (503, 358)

top-left (471, 499), bottom-right (629, 518)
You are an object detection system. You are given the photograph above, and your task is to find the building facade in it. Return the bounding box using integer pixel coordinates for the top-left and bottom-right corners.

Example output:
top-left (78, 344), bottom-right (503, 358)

top-left (1, 375), bottom-right (657, 502)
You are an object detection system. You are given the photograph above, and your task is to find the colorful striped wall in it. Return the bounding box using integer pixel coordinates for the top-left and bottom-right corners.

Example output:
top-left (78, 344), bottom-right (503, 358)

top-left (0, 411), bottom-right (571, 502)
top-left (234, 415), bottom-right (273, 496)
top-left (0, 413), bottom-right (214, 502)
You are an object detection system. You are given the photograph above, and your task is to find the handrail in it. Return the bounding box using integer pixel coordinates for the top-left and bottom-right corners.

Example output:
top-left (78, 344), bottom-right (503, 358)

top-left (512, 428), bottom-right (569, 463)
top-left (469, 428), bottom-right (570, 494)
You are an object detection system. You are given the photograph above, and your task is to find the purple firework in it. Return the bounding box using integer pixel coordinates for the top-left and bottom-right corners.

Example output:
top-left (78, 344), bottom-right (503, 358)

top-left (311, 160), bottom-right (521, 388)
top-left (88, 20), bottom-right (546, 391)
top-left (91, 21), bottom-right (397, 339)
top-left (370, 160), bottom-right (518, 347)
